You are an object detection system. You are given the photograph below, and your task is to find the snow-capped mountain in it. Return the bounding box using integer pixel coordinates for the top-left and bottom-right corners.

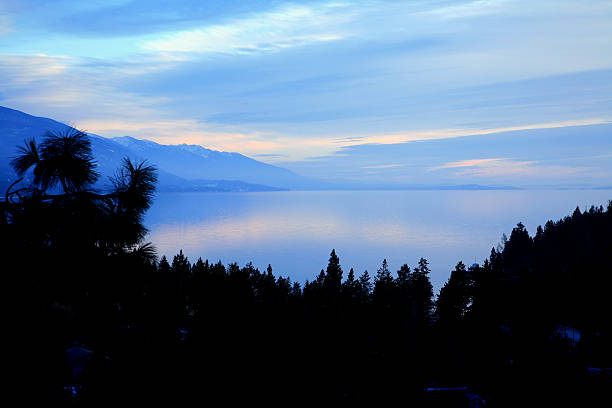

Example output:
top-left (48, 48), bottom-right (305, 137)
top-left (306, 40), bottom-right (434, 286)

top-left (0, 106), bottom-right (322, 192)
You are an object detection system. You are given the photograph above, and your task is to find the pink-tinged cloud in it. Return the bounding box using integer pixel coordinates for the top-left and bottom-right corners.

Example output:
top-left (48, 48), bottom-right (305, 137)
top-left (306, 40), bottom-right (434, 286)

top-left (341, 119), bottom-right (612, 147)
top-left (431, 158), bottom-right (592, 180)
top-left (361, 163), bottom-right (408, 169)
top-left (430, 158), bottom-right (506, 170)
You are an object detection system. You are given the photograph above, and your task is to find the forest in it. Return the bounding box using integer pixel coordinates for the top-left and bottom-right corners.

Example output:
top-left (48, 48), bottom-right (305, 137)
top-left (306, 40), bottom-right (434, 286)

top-left (3, 130), bottom-right (612, 406)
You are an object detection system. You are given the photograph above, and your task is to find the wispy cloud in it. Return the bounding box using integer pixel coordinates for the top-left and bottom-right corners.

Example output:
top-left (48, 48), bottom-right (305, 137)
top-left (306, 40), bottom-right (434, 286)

top-left (142, 3), bottom-right (351, 56)
top-left (418, 0), bottom-right (510, 20)
top-left (0, 54), bottom-right (69, 83)
top-left (432, 157), bottom-right (590, 179)
top-left (0, 14), bottom-right (11, 36)
top-left (253, 153), bottom-right (289, 158)
top-left (430, 158), bottom-right (505, 170)
top-left (339, 118), bottom-right (612, 147)
top-left (77, 118), bottom-right (282, 152)
top-left (362, 163), bottom-right (408, 169)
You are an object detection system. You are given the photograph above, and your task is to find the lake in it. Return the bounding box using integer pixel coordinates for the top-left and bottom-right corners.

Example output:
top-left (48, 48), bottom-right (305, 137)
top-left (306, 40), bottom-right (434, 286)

top-left (144, 190), bottom-right (611, 292)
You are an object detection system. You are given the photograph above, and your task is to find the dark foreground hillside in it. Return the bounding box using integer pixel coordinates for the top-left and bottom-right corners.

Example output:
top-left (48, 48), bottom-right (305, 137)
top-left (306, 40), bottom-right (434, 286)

top-left (3, 132), bottom-right (612, 406)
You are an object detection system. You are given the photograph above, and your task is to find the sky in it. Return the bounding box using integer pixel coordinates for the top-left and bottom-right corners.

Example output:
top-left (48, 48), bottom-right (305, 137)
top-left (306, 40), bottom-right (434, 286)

top-left (1, 0), bottom-right (611, 187)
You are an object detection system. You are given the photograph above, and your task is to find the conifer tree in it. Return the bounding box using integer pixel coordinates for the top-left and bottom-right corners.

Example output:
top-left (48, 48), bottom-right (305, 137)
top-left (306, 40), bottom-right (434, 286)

top-left (411, 258), bottom-right (434, 323)
top-left (374, 259), bottom-right (394, 295)
top-left (357, 270), bottom-right (372, 301)
top-left (396, 264), bottom-right (411, 290)
top-left (158, 255), bottom-right (170, 275)
top-left (314, 269), bottom-right (326, 291)
top-left (324, 249), bottom-right (343, 295)
top-left (192, 257), bottom-right (208, 279)
top-left (172, 250), bottom-right (191, 287)
top-left (436, 261), bottom-right (472, 324)
top-left (342, 267), bottom-right (358, 298)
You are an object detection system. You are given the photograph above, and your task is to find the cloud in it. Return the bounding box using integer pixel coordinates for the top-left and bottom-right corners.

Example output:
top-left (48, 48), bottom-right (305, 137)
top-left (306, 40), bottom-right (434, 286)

top-left (30, 0), bottom-right (289, 37)
top-left (0, 54), bottom-right (69, 83)
top-left (0, 14), bottom-right (11, 36)
top-left (338, 118), bottom-right (612, 147)
top-left (1, 53), bottom-right (611, 166)
top-left (253, 153), bottom-right (289, 158)
top-left (432, 158), bottom-right (591, 180)
top-left (0, 52), bottom-right (335, 160)
top-left (430, 158), bottom-right (505, 170)
top-left (77, 118), bottom-right (280, 152)
top-left (283, 122), bottom-right (612, 185)
top-left (362, 163), bottom-right (408, 169)
top-left (0, 54), bottom-right (123, 118)
top-left (418, 0), bottom-right (510, 20)
top-left (142, 3), bottom-right (351, 56)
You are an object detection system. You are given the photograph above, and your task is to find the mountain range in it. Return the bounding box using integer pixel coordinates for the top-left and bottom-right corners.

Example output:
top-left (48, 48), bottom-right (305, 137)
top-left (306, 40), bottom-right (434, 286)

top-left (6, 106), bottom-right (589, 192)
top-left (0, 106), bottom-right (323, 192)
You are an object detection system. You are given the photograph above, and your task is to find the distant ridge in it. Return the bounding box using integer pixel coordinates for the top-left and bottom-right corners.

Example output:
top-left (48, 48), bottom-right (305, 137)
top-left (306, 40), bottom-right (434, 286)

top-left (0, 106), bottom-right (319, 192)
top-left (4, 106), bottom-right (597, 192)
top-left (109, 135), bottom-right (324, 189)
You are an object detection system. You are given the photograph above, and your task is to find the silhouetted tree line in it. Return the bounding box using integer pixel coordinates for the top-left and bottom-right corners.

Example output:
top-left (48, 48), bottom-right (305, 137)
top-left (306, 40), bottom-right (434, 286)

top-left (3, 131), bottom-right (612, 406)
top-left (432, 204), bottom-right (612, 406)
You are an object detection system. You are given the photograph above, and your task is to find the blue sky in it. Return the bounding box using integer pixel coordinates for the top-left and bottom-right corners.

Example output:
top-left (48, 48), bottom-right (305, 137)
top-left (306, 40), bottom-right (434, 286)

top-left (1, 0), bottom-right (611, 186)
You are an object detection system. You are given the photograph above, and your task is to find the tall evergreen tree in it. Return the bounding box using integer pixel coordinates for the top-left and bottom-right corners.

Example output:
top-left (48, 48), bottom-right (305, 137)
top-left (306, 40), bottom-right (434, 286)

top-left (324, 249), bottom-right (343, 295)
top-left (357, 270), bottom-right (372, 301)
top-left (158, 255), bottom-right (170, 275)
top-left (314, 269), bottom-right (326, 291)
top-left (342, 268), bottom-right (359, 298)
top-left (411, 258), bottom-right (434, 323)
top-left (172, 250), bottom-right (191, 282)
top-left (396, 264), bottom-right (411, 290)
top-left (436, 261), bottom-right (472, 324)
top-left (374, 259), bottom-right (394, 292)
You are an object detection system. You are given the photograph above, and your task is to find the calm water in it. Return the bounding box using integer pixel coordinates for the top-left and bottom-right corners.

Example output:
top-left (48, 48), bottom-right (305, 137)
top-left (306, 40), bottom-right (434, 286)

top-left (145, 190), bottom-right (611, 291)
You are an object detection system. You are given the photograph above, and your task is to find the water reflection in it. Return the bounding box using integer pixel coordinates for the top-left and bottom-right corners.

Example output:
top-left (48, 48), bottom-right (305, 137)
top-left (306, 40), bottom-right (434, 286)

top-left (150, 211), bottom-right (465, 249)
top-left (145, 190), bottom-right (611, 291)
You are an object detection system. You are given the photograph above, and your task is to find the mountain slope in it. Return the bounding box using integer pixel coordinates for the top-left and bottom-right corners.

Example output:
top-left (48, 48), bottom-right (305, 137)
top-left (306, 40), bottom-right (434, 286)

top-left (0, 106), bottom-right (317, 192)
top-left (110, 136), bottom-right (321, 189)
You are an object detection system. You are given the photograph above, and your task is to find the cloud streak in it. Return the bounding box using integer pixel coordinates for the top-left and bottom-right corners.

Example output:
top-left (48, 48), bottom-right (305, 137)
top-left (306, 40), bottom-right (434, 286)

top-left (0, 54), bottom-right (69, 83)
top-left (432, 158), bottom-right (591, 180)
top-left (418, 0), bottom-right (509, 20)
top-left (362, 163), bottom-right (408, 169)
top-left (337, 118), bottom-right (612, 148)
top-left (142, 3), bottom-right (351, 56)
top-left (430, 158), bottom-right (504, 170)
top-left (0, 14), bottom-right (11, 36)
